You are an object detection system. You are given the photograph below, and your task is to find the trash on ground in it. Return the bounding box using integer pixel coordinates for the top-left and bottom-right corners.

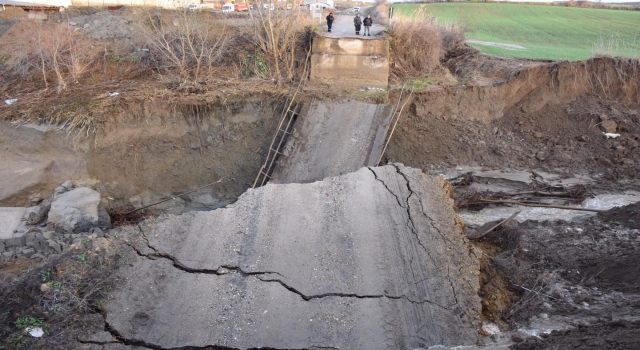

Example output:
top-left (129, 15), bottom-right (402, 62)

top-left (5, 99), bottom-right (17, 105)
top-left (108, 92), bottom-right (120, 97)
top-left (27, 327), bottom-right (44, 337)
top-left (603, 132), bottom-right (621, 139)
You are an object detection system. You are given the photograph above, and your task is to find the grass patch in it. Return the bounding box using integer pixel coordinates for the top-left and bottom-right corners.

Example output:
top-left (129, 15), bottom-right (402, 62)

top-left (394, 3), bottom-right (640, 60)
top-left (350, 89), bottom-right (389, 103)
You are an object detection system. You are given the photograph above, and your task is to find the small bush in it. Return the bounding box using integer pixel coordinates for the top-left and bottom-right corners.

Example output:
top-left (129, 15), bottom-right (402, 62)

top-left (34, 21), bottom-right (96, 92)
top-left (135, 7), bottom-right (229, 82)
top-left (389, 11), bottom-right (464, 77)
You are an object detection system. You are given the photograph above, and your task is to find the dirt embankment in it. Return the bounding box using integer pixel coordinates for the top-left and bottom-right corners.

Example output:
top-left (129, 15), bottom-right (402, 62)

top-left (386, 55), bottom-right (640, 181)
top-left (0, 95), bottom-right (283, 211)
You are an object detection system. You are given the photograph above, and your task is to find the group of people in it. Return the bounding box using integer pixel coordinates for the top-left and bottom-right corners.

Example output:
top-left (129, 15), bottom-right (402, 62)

top-left (325, 13), bottom-right (373, 36)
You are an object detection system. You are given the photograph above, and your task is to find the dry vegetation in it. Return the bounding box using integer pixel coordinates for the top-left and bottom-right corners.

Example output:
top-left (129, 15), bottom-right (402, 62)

top-left (0, 4), bottom-right (314, 96)
top-left (0, 238), bottom-right (130, 349)
top-left (0, 5), bottom-right (315, 140)
top-left (387, 7), bottom-right (465, 79)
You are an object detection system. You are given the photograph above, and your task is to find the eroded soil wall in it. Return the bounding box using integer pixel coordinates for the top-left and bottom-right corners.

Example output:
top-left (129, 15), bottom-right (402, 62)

top-left (0, 96), bottom-right (283, 210)
top-left (387, 56), bottom-right (640, 179)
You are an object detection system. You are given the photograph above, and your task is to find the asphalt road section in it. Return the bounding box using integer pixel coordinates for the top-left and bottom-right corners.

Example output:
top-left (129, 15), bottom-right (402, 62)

top-left (106, 165), bottom-right (480, 349)
top-left (321, 14), bottom-right (386, 39)
top-left (270, 99), bottom-right (392, 184)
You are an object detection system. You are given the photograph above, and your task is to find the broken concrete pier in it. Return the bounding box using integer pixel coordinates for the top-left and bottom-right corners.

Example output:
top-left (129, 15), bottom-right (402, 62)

top-left (106, 165), bottom-right (480, 349)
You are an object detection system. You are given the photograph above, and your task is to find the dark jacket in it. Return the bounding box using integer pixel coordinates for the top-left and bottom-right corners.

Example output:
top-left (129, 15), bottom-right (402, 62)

top-left (363, 17), bottom-right (373, 26)
top-left (354, 16), bottom-right (362, 26)
top-left (326, 15), bottom-right (334, 23)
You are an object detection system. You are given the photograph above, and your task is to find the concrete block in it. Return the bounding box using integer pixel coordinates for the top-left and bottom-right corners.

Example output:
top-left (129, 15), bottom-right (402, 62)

top-left (0, 207), bottom-right (26, 240)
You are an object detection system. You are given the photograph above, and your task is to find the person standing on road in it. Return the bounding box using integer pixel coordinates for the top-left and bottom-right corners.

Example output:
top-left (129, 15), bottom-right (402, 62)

top-left (354, 13), bottom-right (362, 35)
top-left (363, 15), bottom-right (373, 36)
top-left (326, 12), bottom-right (334, 33)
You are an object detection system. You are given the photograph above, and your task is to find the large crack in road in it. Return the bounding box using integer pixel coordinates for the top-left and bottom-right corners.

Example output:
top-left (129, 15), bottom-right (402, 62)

top-left (99, 165), bottom-right (480, 350)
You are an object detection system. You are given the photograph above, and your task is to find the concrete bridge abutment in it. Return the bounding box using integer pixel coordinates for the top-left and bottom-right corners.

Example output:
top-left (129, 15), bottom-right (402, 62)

top-left (310, 34), bottom-right (389, 89)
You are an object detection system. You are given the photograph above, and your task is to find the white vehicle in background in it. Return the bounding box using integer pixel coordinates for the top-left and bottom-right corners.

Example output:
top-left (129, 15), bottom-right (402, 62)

top-left (353, 6), bottom-right (360, 12)
top-left (222, 2), bottom-right (249, 12)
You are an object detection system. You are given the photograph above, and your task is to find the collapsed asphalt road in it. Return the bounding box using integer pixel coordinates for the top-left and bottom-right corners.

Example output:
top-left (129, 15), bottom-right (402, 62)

top-left (103, 165), bottom-right (480, 349)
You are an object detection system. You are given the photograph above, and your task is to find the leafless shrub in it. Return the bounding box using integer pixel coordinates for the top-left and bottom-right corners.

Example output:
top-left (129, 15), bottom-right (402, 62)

top-left (247, 0), bottom-right (314, 84)
top-left (135, 5), bottom-right (229, 82)
top-left (34, 21), bottom-right (94, 92)
top-left (389, 10), bottom-right (464, 77)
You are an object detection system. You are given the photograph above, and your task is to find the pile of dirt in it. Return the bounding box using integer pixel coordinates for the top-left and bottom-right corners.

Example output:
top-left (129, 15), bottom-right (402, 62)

top-left (599, 201), bottom-right (640, 229)
top-left (467, 201), bottom-right (640, 348)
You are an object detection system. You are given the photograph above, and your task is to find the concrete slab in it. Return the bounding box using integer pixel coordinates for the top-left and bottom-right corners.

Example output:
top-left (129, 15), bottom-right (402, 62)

top-left (311, 16), bottom-right (389, 88)
top-left (270, 99), bottom-right (392, 184)
top-left (0, 159), bottom-right (52, 205)
top-left (106, 165), bottom-right (480, 349)
top-left (0, 207), bottom-right (25, 240)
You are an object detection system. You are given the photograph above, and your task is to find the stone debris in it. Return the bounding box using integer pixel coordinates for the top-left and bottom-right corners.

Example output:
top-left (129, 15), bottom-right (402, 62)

top-left (0, 181), bottom-right (111, 262)
top-left (48, 187), bottom-right (110, 233)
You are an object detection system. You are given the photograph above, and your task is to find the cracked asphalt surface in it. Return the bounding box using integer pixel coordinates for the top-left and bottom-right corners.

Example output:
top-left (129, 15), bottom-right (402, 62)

top-left (99, 165), bottom-right (480, 349)
top-left (270, 99), bottom-right (393, 184)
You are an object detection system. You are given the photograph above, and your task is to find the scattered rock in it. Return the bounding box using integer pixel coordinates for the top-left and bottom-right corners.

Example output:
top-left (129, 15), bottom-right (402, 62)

top-left (61, 180), bottom-right (75, 190)
top-left (21, 248), bottom-right (35, 257)
top-left (534, 132), bottom-right (544, 139)
top-left (48, 240), bottom-right (62, 254)
top-left (72, 237), bottom-right (84, 246)
top-left (28, 194), bottom-right (43, 205)
top-left (48, 187), bottom-right (111, 233)
top-left (91, 227), bottom-right (105, 237)
top-left (601, 120), bottom-right (618, 133)
top-left (5, 236), bottom-right (25, 248)
top-left (535, 150), bottom-right (549, 161)
top-left (2, 251), bottom-right (15, 260)
top-left (599, 114), bottom-right (609, 122)
top-left (53, 186), bottom-right (68, 196)
top-left (43, 231), bottom-right (54, 240)
top-left (31, 253), bottom-right (45, 259)
top-left (22, 199), bottom-right (51, 225)
top-left (511, 334), bottom-right (525, 342)
top-left (577, 135), bottom-right (589, 142)
top-left (40, 283), bottom-right (51, 292)
top-left (24, 232), bottom-right (40, 248)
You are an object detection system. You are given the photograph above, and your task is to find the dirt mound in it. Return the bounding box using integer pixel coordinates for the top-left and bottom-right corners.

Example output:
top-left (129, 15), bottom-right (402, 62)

top-left (511, 321), bottom-right (640, 350)
top-left (599, 201), bottom-right (640, 229)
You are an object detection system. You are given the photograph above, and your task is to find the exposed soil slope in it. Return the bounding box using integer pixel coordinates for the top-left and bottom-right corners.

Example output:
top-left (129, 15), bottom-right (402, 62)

top-left (387, 53), bottom-right (640, 181)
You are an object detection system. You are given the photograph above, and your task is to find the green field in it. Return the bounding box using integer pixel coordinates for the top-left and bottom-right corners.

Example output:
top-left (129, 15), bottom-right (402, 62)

top-left (394, 3), bottom-right (640, 60)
